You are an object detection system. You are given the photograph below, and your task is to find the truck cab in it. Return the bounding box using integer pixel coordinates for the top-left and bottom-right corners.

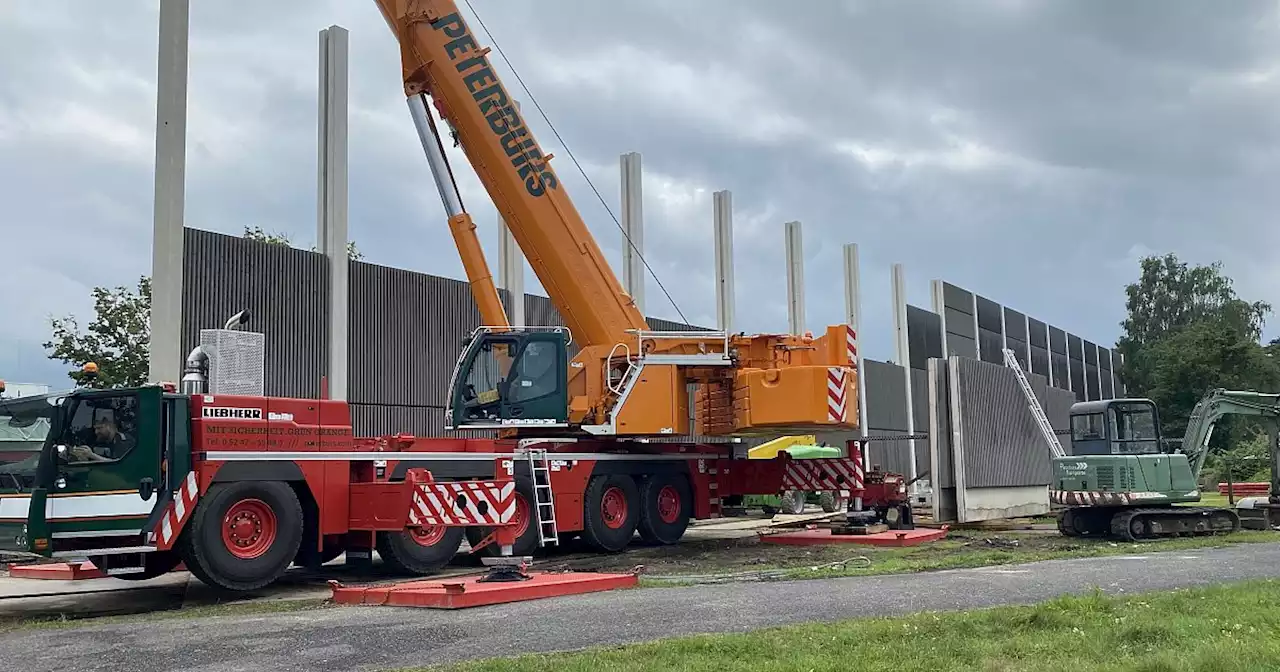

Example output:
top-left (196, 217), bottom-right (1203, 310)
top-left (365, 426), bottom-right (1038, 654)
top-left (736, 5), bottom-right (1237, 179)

top-left (0, 385), bottom-right (190, 564)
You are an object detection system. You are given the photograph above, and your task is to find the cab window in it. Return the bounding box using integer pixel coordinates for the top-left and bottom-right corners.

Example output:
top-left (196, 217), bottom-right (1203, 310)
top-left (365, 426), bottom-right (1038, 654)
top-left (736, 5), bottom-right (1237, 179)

top-left (1071, 412), bottom-right (1105, 441)
top-left (62, 395), bottom-right (140, 464)
top-left (508, 341), bottom-right (558, 402)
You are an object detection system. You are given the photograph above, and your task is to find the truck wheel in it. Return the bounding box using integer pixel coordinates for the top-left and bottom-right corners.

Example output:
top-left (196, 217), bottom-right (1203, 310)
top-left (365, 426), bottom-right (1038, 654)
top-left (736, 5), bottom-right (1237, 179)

top-left (637, 473), bottom-right (691, 545)
top-left (581, 474), bottom-right (639, 552)
top-left (465, 476), bottom-right (541, 557)
top-left (179, 480), bottom-right (303, 592)
top-left (780, 490), bottom-right (806, 515)
top-left (377, 526), bottom-right (464, 575)
top-left (819, 491), bottom-right (848, 513)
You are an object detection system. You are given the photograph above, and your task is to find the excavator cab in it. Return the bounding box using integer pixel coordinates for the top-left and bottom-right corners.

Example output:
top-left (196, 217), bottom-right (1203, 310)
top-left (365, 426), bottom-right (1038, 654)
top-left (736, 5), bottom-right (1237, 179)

top-left (446, 327), bottom-right (570, 430)
top-left (1068, 399), bottom-right (1163, 456)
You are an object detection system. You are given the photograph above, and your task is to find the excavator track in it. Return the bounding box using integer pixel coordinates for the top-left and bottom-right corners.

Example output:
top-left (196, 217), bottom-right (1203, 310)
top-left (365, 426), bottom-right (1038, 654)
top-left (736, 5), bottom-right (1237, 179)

top-left (1108, 506), bottom-right (1240, 542)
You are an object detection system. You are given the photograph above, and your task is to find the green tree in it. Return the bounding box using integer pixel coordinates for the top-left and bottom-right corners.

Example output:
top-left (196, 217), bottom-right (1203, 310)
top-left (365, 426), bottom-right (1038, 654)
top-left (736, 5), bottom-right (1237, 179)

top-left (243, 226), bottom-right (365, 261)
top-left (1116, 253), bottom-right (1280, 441)
top-left (44, 276), bottom-right (151, 388)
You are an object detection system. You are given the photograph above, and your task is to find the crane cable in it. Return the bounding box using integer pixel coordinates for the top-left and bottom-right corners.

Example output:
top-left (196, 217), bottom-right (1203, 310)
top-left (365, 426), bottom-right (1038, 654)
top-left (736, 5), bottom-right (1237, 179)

top-left (462, 0), bottom-right (691, 326)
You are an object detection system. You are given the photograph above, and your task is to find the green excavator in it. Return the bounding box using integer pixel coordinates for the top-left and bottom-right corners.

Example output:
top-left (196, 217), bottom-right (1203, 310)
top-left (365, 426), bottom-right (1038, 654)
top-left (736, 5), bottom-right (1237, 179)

top-left (1051, 389), bottom-right (1280, 541)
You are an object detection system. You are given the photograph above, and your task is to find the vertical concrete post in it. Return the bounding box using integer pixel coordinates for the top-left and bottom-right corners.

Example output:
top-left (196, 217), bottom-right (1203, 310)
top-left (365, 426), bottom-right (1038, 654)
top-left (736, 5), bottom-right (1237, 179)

top-left (931, 280), bottom-right (949, 359)
top-left (784, 221), bottom-right (805, 334)
top-left (713, 190), bottom-right (735, 333)
top-left (498, 217), bottom-right (525, 326)
top-left (148, 0), bottom-right (190, 385)
top-left (317, 25), bottom-right (349, 400)
top-left (1024, 313), bottom-right (1033, 374)
top-left (620, 152), bottom-right (645, 314)
top-left (844, 244), bottom-right (869, 469)
top-left (891, 263), bottom-right (919, 485)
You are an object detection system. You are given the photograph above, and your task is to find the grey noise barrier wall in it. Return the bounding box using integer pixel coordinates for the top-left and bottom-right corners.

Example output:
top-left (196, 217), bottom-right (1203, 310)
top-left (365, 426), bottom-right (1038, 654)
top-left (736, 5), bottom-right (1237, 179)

top-left (181, 228), bottom-right (706, 437)
top-left (182, 227), bottom-right (1104, 505)
top-left (927, 355), bottom-right (1075, 523)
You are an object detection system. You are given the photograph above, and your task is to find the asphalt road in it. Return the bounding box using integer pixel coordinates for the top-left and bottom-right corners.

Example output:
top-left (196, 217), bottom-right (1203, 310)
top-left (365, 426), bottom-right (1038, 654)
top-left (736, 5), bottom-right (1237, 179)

top-left (5, 542), bottom-right (1280, 672)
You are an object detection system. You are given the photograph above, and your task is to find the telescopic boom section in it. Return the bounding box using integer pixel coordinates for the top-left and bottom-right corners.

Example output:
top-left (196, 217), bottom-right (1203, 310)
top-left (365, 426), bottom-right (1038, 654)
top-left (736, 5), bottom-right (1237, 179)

top-left (375, 0), bottom-right (860, 437)
top-left (376, 0), bottom-right (647, 348)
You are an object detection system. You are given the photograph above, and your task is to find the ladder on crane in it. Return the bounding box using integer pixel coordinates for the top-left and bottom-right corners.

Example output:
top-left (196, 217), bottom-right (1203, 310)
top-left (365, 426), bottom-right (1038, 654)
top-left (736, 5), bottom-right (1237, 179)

top-left (522, 448), bottom-right (560, 547)
top-left (1002, 348), bottom-right (1067, 459)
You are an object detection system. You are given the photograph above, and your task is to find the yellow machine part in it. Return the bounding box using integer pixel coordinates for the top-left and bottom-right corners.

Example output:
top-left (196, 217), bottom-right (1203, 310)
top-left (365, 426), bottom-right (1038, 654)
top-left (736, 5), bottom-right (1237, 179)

top-left (748, 435), bottom-right (817, 460)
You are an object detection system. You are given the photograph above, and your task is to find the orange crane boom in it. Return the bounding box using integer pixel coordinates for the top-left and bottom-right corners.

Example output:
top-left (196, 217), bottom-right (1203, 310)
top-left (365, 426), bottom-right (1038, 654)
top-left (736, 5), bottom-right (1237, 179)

top-left (375, 0), bottom-right (860, 437)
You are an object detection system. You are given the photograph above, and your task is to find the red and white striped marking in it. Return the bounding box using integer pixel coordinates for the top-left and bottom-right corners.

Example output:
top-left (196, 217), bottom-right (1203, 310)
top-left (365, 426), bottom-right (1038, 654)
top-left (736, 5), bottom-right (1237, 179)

top-left (782, 458), bottom-right (863, 493)
top-left (1050, 490), bottom-right (1132, 506)
top-left (846, 326), bottom-right (858, 366)
top-left (152, 471), bottom-right (199, 551)
top-left (410, 480), bottom-right (517, 527)
top-left (827, 367), bottom-right (850, 422)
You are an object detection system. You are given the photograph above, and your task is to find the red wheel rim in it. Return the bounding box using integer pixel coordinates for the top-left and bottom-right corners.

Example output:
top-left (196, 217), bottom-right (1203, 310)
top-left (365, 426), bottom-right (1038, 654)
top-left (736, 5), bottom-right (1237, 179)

top-left (409, 525), bottom-right (447, 546)
top-left (222, 498), bottom-right (277, 559)
top-left (512, 493), bottom-right (531, 538)
top-left (601, 486), bottom-right (629, 529)
top-left (656, 485), bottom-right (680, 524)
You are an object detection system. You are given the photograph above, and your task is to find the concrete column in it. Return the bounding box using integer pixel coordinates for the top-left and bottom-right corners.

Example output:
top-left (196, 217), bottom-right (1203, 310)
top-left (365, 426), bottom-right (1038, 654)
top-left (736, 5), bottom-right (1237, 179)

top-left (930, 280), bottom-right (949, 359)
top-left (891, 263), bottom-right (919, 484)
top-left (1024, 313), bottom-right (1033, 374)
top-left (844, 244), bottom-right (869, 461)
top-left (498, 217), bottom-right (525, 326)
top-left (784, 221), bottom-right (805, 334)
top-left (148, 0), bottom-right (190, 385)
top-left (620, 152), bottom-right (645, 314)
top-left (713, 190), bottom-right (735, 333)
top-left (317, 25), bottom-right (350, 400)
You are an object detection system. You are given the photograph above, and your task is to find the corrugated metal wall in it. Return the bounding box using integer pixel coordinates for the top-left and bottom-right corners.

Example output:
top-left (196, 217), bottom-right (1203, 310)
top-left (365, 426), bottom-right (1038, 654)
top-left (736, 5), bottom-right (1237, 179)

top-left (183, 228), bottom-right (707, 437)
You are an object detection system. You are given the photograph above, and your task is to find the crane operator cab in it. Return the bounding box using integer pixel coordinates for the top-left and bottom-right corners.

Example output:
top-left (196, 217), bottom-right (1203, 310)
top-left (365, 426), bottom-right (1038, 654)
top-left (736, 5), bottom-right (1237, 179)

top-left (1068, 399), bottom-right (1164, 456)
top-left (446, 327), bottom-right (570, 430)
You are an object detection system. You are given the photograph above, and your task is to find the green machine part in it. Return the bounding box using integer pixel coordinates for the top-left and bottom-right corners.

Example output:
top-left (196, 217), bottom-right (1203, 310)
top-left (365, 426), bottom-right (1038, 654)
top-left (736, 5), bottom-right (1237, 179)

top-left (744, 444), bottom-right (844, 514)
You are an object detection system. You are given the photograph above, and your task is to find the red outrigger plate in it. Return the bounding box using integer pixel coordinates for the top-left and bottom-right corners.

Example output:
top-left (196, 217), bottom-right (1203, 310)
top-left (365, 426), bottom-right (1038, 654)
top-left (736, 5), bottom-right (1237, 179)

top-left (760, 526), bottom-right (949, 547)
top-left (8, 562), bottom-right (106, 580)
top-left (329, 572), bottom-right (638, 609)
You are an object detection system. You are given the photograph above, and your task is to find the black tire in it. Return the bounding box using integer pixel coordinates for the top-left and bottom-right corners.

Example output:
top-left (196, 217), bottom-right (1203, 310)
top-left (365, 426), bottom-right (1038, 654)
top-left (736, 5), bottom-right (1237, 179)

top-left (95, 550), bottom-right (180, 581)
top-left (637, 473), bottom-right (692, 545)
top-left (377, 526), bottom-right (464, 575)
top-left (179, 480), bottom-right (303, 592)
top-left (819, 491), bottom-right (847, 514)
top-left (581, 474), bottom-right (639, 552)
top-left (465, 476), bottom-right (540, 557)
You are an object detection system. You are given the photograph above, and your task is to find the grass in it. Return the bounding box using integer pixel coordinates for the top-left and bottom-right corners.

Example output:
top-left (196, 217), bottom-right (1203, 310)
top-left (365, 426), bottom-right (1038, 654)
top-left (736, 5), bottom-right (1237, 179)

top-left (0, 596), bottom-right (332, 633)
top-left (416, 579), bottom-right (1280, 672)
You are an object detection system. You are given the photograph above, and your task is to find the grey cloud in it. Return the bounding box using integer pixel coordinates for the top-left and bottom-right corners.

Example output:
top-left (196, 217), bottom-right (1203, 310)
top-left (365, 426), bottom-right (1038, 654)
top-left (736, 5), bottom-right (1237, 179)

top-left (3, 0), bottom-right (1280, 387)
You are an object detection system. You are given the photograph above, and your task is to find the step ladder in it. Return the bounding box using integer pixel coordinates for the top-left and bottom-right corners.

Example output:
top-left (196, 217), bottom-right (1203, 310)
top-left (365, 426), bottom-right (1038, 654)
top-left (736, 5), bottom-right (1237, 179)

top-left (523, 448), bottom-right (560, 547)
top-left (1002, 348), bottom-right (1067, 459)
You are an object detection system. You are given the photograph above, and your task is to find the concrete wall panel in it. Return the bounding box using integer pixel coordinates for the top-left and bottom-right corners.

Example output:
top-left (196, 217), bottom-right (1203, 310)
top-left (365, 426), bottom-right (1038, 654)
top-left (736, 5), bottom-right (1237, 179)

top-left (951, 357), bottom-right (1053, 489)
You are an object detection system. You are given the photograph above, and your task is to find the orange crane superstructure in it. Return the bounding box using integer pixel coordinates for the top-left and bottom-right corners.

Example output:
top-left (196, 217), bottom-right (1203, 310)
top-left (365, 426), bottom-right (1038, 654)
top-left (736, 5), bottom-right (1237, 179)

top-left (373, 0), bottom-right (860, 438)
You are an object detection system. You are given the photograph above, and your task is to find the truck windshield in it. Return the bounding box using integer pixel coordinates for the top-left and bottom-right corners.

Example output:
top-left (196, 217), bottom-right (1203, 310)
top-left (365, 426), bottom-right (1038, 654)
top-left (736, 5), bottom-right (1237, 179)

top-left (0, 392), bottom-right (63, 491)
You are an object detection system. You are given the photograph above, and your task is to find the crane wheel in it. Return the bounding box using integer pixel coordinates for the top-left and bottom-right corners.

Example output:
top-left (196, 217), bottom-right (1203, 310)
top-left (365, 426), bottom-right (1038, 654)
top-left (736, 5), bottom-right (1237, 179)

top-left (637, 473), bottom-right (692, 545)
top-left (465, 476), bottom-right (540, 557)
top-left (581, 474), bottom-right (639, 552)
top-left (377, 526), bottom-right (464, 575)
top-left (179, 480), bottom-right (303, 592)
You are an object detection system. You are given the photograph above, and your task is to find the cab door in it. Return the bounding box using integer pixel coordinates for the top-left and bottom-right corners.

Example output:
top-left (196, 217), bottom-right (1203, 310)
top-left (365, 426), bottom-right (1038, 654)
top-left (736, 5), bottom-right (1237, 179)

top-left (40, 388), bottom-right (165, 541)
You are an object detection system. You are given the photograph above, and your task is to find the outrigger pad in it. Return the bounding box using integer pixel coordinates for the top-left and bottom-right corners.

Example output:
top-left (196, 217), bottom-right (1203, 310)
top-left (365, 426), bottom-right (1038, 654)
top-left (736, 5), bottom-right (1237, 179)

top-left (328, 571), bottom-right (639, 609)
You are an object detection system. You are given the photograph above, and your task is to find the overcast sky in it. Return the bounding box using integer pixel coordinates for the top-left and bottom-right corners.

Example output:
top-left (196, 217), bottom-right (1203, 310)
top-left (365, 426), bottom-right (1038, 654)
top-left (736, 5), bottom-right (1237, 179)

top-left (4, 0), bottom-right (1280, 387)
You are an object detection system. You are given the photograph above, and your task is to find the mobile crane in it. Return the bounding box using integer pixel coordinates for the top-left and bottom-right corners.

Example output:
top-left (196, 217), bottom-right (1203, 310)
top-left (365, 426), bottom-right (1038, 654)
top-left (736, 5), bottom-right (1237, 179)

top-left (1052, 390), bottom-right (1280, 541)
top-left (0, 0), bottom-right (872, 592)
